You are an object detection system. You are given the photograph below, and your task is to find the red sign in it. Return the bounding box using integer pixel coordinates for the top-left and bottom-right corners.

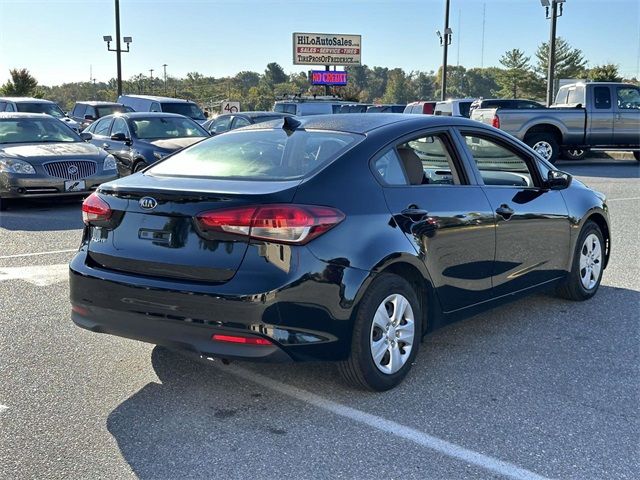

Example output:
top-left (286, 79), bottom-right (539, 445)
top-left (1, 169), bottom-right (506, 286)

top-left (310, 71), bottom-right (348, 86)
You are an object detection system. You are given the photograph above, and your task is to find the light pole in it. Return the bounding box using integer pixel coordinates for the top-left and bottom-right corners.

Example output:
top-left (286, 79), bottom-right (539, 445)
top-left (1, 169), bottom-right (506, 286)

top-left (438, 0), bottom-right (453, 101)
top-left (149, 69), bottom-right (154, 94)
top-left (103, 0), bottom-right (132, 97)
top-left (162, 64), bottom-right (168, 95)
top-left (541, 0), bottom-right (566, 106)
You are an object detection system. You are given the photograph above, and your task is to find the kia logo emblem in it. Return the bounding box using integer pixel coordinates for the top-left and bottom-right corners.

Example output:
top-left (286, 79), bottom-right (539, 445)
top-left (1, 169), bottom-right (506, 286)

top-left (68, 165), bottom-right (78, 175)
top-left (139, 197), bottom-right (157, 210)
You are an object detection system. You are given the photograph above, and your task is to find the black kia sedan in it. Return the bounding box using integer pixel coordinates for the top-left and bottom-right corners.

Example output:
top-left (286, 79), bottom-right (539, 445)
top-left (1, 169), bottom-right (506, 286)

top-left (69, 114), bottom-right (610, 391)
top-left (81, 112), bottom-right (209, 176)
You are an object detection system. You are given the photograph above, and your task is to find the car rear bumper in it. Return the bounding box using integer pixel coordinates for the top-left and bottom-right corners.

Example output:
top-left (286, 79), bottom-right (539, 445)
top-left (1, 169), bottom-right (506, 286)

top-left (69, 246), bottom-right (371, 362)
top-left (0, 172), bottom-right (118, 198)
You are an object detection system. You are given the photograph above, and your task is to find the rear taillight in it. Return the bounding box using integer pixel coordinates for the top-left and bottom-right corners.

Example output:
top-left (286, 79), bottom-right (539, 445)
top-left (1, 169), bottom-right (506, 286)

top-left (492, 115), bottom-right (501, 129)
top-left (196, 204), bottom-right (345, 245)
top-left (82, 192), bottom-right (112, 225)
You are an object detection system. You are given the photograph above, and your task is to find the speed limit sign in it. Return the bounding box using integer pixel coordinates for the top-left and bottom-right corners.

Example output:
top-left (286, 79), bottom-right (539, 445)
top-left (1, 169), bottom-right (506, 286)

top-left (221, 101), bottom-right (240, 114)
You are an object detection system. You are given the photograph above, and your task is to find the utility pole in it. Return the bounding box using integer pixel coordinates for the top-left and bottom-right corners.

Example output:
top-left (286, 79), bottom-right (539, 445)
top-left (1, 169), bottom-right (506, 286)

top-left (149, 69), bottom-right (154, 94)
top-left (438, 0), bottom-right (452, 101)
top-left (162, 64), bottom-right (168, 95)
top-left (543, 0), bottom-right (565, 106)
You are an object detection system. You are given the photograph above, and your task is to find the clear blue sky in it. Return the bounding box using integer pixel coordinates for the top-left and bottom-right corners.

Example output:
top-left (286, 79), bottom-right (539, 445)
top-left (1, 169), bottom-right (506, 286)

top-left (1, 0), bottom-right (638, 86)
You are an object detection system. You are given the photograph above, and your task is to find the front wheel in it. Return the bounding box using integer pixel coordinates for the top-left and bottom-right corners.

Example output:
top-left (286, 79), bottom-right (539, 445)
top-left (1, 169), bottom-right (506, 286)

top-left (339, 273), bottom-right (422, 391)
top-left (526, 133), bottom-right (560, 164)
top-left (556, 220), bottom-right (605, 301)
top-left (562, 148), bottom-right (588, 161)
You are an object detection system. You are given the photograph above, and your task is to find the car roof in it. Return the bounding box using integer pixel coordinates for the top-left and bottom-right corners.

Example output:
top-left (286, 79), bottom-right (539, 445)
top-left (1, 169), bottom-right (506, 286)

top-left (102, 112), bottom-right (191, 120)
top-left (0, 112), bottom-right (52, 119)
top-left (244, 113), bottom-right (484, 134)
top-left (75, 101), bottom-right (123, 106)
top-left (0, 97), bottom-right (55, 104)
top-left (119, 94), bottom-right (194, 103)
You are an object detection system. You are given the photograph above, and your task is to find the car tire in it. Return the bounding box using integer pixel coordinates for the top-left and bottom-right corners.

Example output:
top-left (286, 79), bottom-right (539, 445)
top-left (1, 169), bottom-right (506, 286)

top-left (556, 220), bottom-right (605, 301)
top-left (562, 148), bottom-right (588, 161)
top-left (338, 273), bottom-right (421, 391)
top-left (526, 133), bottom-right (560, 164)
top-left (133, 161), bottom-right (147, 173)
top-left (634, 151), bottom-right (640, 162)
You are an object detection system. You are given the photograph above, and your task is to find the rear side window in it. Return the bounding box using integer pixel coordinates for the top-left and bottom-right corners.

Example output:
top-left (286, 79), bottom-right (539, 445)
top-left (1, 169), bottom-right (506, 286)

top-left (594, 87), bottom-right (611, 109)
top-left (373, 150), bottom-right (407, 185)
top-left (149, 129), bottom-right (362, 180)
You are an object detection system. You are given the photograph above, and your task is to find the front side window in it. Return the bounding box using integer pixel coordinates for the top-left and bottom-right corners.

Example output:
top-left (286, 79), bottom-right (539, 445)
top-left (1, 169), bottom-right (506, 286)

top-left (0, 118), bottom-right (80, 144)
top-left (397, 134), bottom-right (462, 185)
top-left (617, 87), bottom-right (640, 110)
top-left (462, 133), bottom-right (535, 187)
top-left (594, 87), bottom-right (612, 109)
top-left (149, 129), bottom-right (362, 181)
top-left (93, 117), bottom-right (113, 136)
top-left (130, 116), bottom-right (207, 139)
top-left (211, 116), bottom-right (232, 133)
top-left (232, 116), bottom-right (251, 129)
top-left (110, 117), bottom-right (129, 137)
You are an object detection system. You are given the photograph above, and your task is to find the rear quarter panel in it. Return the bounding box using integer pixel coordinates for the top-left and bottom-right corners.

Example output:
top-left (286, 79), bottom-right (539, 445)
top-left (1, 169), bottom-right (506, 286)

top-left (492, 109), bottom-right (586, 144)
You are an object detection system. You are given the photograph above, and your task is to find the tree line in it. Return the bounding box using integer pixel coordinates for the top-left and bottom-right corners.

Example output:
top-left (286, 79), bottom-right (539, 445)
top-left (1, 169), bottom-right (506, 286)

top-left (2, 38), bottom-right (636, 113)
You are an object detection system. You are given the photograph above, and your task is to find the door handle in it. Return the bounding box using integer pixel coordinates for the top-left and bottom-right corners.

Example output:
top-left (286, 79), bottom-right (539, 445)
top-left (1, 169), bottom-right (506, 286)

top-left (495, 204), bottom-right (514, 220)
top-left (401, 207), bottom-right (429, 221)
top-left (102, 143), bottom-right (111, 150)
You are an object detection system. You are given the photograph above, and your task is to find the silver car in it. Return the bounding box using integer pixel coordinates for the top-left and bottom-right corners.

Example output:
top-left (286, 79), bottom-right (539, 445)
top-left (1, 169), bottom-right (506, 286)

top-left (0, 112), bottom-right (118, 210)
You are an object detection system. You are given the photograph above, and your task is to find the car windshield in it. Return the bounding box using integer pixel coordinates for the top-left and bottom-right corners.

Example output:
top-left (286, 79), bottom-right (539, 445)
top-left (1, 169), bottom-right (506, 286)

top-left (149, 128), bottom-right (363, 180)
top-left (15, 102), bottom-right (65, 118)
top-left (130, 116), bottom-right (208, 139)
top-left (160, 102), bottom-right (206, 120)
top-left (0, 117), bottom-right (80, 144)
top-left (96, 105), bottom-right (127, 117)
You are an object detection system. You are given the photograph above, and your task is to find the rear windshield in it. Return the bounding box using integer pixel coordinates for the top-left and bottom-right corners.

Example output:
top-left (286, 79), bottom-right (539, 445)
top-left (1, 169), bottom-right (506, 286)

top-left (160, 102), bottom-right (206, 120)
top-left (149, 128), bottom-right (362, 180)
top-left (96, 105), bottom-right (127, 117)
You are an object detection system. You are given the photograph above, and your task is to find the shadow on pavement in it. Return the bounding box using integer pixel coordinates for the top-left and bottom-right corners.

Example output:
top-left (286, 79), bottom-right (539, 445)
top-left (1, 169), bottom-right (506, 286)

top-left (558, 158), bottom-right (640, 179)
top-left (106, 285), bottom-right (640, 479)
top-left (0, 198), bottom-right (84, 231)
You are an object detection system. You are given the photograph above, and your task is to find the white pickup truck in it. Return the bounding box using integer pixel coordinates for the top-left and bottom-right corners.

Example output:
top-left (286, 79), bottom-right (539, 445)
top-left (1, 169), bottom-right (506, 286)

top-left (471, 82), bottom-right (640, 163)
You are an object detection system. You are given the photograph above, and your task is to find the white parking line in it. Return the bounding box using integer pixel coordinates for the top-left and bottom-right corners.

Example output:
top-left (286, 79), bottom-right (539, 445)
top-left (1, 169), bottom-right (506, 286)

top-left (225, 365), bottom-right (551, 480)
top-left (0, 249), bottom-right (77, 260)
top-left (607, 197), bottom-right (640, 202)
top-left (0, 264), bottom-right (69, 286)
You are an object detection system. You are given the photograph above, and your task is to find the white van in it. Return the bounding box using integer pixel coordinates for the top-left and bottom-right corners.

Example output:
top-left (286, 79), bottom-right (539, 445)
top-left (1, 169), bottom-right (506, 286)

top-left (117, 95), bottom-right (206, 124)
top-left (434, 98), bottom-right (476, 118)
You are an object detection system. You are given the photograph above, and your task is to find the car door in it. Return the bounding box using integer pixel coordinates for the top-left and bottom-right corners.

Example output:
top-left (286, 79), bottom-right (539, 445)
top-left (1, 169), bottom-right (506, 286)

top-left (456, 128), bottom-right (571, 297)
top-left (107, 117), bottom-right (134, 174)
top-left (88, 116), bottom-right (114, 150)
top-left (587, 86), bottom-right (614, 145)
top-left (373, 129), bottom-right (496, 312)
top-left (613, 85), bottom-right (640, 145)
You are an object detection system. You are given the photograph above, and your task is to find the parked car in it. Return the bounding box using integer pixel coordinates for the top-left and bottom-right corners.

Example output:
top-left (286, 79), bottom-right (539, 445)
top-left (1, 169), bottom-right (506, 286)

top-left (0, 112), bottom-right (117, 210)
top-left (434, 99), bottom-right (475, 118)
top-left (81, 112), bottom-right (209, 176)
top-left (69, 101), bottom-right (132, 130)
top-left (70, 113), bottom-right (610, 391)
top-left (338, 104), bottom-right (372, 113)
top-left (403, 101), bottom-right (437, 114)
top-left (274, 100), bottom-right (347, 116)
top-left (202, 111), bottom-right (293, 135)
top-left (366, 104), bottom-right (406, 113)
top-left (469, 98), bottom-right (544, 116)
top-left (0, 97), bottom-right (80, 132)
top-left (117, 94), bottom-right (207, 124)
top-left (470, 82), bottom-right (640, 162)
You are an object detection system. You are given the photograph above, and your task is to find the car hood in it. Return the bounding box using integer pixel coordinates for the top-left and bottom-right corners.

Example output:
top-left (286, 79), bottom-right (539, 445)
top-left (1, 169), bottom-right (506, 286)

top-left (146, 137), bottom-right (206, 151)
top-left (0, 142), bottom-right (106, 164)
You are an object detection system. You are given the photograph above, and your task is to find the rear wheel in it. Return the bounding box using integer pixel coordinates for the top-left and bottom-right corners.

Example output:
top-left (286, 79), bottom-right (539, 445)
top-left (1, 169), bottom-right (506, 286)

top-left (556, 221), bottom-right (604, 301)
top-left (339, 273), bottom-right (421, 391)
top-left (562, 148), bottom-right (588, 161)
top-left (526, 133), bottom-right (560, 164)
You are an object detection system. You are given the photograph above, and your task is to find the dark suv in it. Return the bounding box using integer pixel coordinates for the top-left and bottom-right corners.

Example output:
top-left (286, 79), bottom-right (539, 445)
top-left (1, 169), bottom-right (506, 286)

top-left (70, 101), bottom-right (132, 131)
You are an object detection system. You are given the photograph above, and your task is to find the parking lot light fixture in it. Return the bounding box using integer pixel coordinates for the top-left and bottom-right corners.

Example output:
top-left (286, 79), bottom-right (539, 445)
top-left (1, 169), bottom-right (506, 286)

top-left (103, 0), bottom-right (132, 97)
top-left (543, 0), bottom-right (566, 106)
top-left (439, 0), bottom-right (453, 101)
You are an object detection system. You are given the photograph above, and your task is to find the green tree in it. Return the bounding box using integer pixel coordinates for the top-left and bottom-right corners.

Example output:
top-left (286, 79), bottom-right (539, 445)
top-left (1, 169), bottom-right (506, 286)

top-left (435, 65), bottom-right (468, 98)
top-left (264, 62), bottom-right (288, 86)
top-left (535, 38), bottom-right (588, 79)
top-left (497, 49), bottom-right (532, 98)
top-left (382, 68), bottom-right (409, 103)
top-left (409, 71), bottom-right (436, 100)
top-left (1, 68), bottom-right (39, 96)
top-left (466, 68), bottom-right (501, 99)
top-left (587, 64), bottom-right (622, 82)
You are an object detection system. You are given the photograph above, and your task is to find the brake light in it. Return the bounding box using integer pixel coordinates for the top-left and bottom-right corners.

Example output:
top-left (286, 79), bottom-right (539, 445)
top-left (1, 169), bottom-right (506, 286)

top-left (196, 204), bottom-right (345, 244)
top-left (212, 334), bottom-right (273, 346)
top-left (82, 192), bottom-right (112, 224)
top-left (492, 115), bottom-right (501, 129)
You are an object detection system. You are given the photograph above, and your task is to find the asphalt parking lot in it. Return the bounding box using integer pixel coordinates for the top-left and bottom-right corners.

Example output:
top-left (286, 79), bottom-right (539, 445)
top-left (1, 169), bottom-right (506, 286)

top-left (1, 157), bottom-right (638, 480)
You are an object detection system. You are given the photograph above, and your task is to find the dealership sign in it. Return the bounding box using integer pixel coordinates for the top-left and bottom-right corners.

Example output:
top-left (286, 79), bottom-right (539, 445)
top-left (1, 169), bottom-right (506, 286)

top-left (293, 32), bottom-right (362, 66)
top-left (310, 70), bottom-right (348, 86)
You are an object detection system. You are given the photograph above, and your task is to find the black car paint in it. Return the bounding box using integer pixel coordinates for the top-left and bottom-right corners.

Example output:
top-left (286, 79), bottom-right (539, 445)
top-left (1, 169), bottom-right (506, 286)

top-left (70, 114), bottom-right (610, 362)
top-left (83, 112), bottom-right (208, 176)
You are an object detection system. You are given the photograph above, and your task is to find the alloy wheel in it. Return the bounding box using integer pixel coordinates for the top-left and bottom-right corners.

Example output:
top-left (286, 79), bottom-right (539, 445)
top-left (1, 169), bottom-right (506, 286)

top-left (579, 233), bottom-right (602, 290)
top-left (369, 294), bottom-right (415, 375)
top-left (532, 141), bottom-right (553, 161)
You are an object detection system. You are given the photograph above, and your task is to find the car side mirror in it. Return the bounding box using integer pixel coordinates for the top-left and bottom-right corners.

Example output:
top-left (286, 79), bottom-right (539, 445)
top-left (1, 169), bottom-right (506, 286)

top-left (84, 114), bottom-right (96, 120)
top-left (547, 170), bottom-right (572, 190)
top-left (110, 132), bottom-right (130, 143)
top-left (80, 132), bottom-right (92, 141)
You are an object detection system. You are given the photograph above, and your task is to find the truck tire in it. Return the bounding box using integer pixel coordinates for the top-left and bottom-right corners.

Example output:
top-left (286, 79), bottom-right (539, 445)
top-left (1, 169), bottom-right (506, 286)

top-left (526, 133), bottom-right (560, 164)
top-left (562, 148), bottom-right (588, 161)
